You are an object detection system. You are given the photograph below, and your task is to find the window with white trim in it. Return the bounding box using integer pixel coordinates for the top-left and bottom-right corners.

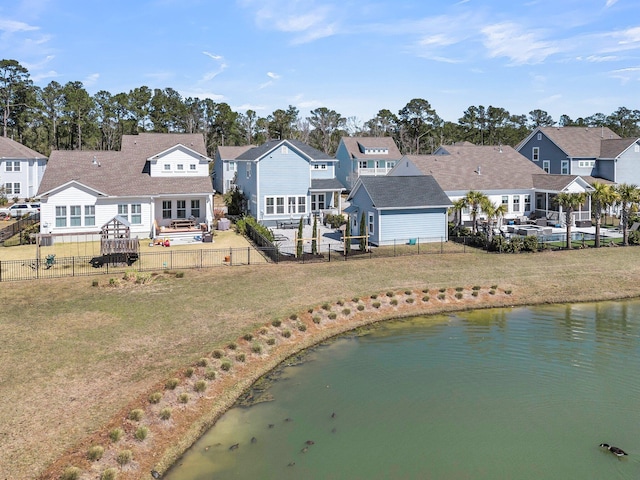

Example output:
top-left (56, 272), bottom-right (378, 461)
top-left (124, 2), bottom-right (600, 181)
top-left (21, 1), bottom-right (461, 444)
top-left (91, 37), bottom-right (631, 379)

top-left (578, 160), bottom-right (595, 168)
top-left (84, 205), bottom-right (95, 226)
top-left (368, 212), bottom-right (374, 234)
top-left (281, 146), bottom-right (289, 155)
top-left (5, 161), bottom-right (20, 172)
top-left (524, 195), bottom-right (531, 212)
top-left (276, 197), bottom-right (285, 214)
top-left (191, 199), bottom-right (200, 218)
top-left (246, 162), bottom-right (252, 179)
top-left (55, 206), bottom-right (67, 227)
top-left (162, 200), bottom-right (172, 219)
top-left (502, 196), bottom-right (509, 211)
top-left (189, 164), bottom-right (197, 171)
top-left (177, 164), bottom-right (184, 171)
top-left (118, 204), bottom-right (128, 219)
top-left (176, 200), bottom-right (186, 218)
top-left (227, 161), bottom-right (236, 172)
top-left (131, 204), bottom-right (142, 224)
top-left (313, 163), bottom-right (327, 170)
top-left (532, 147), bottom-right (539, 161)
top-left (561, 160), bottom-right (569, 175)
top-left (358, 161), bottom-right (367, 169)
top-left (537, 133), bottom-right (542, 141)
top-left (70, 205), bottom-right (81, 226)
top-left (513, 195), bottom-right (520, 212)
top-left (311, 194), bottom-right (325, 211)
top-left (266, 197), bottom-right (275, 215)
top-left (542, 160), bottom-right (550, 173)
top-left (297, 196), bottom-right (306, 214)
top-left (164, 164), bottom-right (171, 171)
top-left (5, 182), bottom-right (20, 195)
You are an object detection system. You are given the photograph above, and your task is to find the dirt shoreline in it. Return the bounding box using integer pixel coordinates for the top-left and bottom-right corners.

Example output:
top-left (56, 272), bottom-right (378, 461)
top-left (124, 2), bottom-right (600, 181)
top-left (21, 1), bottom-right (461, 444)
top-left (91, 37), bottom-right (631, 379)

top-left (37, 282), bottom-right (640, 480)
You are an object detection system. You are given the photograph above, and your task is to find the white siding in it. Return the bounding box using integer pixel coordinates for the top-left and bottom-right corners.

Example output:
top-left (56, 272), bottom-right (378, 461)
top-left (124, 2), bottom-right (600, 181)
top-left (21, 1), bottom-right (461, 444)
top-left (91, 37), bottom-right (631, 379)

top-left (149, 147), bottom-right (209, 177)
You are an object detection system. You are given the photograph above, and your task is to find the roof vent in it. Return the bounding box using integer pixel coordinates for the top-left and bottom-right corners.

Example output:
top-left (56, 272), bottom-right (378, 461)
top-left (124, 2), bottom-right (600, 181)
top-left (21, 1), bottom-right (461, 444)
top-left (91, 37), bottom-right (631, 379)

top-left (476, 165), bottom-right (481, 175)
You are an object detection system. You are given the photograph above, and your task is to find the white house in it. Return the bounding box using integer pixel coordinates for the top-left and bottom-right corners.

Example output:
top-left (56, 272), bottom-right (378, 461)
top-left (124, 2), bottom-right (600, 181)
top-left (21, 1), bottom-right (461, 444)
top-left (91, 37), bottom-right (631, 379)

top-left (37, 133), bottom-right (214, 241)
top-left (0, 136), bottom-right (47, 200)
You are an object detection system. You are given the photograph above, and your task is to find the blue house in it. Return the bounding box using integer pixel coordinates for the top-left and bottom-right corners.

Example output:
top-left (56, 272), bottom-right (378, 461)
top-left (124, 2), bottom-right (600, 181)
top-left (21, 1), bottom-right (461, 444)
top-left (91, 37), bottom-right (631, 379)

top-left (335, 136), bottom-right (403, 190)
top-left (213, 145), bottom-right (255, 195)
top-left (346, 176), bottom-right (451, 246)
top-left (233, 139), bottom-right (345, 227)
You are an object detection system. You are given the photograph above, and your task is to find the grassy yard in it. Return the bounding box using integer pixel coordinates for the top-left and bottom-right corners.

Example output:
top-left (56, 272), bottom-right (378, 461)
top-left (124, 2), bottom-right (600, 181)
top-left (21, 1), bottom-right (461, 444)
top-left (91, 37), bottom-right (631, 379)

top-left (3, 245), bottom-right (640, 479)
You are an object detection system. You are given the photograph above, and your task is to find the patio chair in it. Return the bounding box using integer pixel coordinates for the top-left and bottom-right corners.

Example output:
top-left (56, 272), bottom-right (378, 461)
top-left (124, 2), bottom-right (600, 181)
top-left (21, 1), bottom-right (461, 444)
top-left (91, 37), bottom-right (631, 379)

top-left (408, 238), bottom-right (417, 246)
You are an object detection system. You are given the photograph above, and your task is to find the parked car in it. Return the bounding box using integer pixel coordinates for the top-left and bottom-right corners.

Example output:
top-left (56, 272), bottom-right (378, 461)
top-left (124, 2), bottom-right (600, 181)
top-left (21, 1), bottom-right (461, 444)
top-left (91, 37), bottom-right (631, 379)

top-left (8, 203), bottom-right (40, 218)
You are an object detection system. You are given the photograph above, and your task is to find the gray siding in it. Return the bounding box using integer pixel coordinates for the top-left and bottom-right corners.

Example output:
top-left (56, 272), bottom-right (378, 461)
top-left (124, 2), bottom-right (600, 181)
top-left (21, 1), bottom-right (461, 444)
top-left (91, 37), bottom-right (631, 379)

top-left (615, 145), bottom-right (640, 184)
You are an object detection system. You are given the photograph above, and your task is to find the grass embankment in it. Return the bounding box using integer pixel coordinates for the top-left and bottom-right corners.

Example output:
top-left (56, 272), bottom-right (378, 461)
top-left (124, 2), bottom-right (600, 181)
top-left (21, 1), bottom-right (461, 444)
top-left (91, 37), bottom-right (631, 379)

top-left (2, 246), bottom-right (640, 479)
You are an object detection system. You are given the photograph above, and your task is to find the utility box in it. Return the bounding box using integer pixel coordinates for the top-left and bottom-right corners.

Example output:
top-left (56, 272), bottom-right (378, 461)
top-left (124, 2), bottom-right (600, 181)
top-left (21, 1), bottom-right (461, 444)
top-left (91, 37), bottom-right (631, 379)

top-left (217, 218), bottom-right (230, 231)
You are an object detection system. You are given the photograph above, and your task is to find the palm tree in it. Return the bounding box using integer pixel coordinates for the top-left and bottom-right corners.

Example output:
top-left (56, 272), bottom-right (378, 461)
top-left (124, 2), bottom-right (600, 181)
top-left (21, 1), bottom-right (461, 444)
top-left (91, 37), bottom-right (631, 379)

top-left (449, 197), bottom-right (467, 230)
top-left (464, 190), bottom-right (489, 234)
top-left (481, 199), bottom-right (507, 242)
top-left (615, 183), bottom-right (639, 246)
top-left (591, 182), bottom-right (617, 248)
top-left (555, 192), bottom-right (587, 249)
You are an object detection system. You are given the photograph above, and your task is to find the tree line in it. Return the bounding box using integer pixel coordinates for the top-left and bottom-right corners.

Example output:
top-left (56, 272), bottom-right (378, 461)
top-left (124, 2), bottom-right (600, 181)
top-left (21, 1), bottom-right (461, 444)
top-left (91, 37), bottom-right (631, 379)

top-left (2, 58), bottom-right (640, 158)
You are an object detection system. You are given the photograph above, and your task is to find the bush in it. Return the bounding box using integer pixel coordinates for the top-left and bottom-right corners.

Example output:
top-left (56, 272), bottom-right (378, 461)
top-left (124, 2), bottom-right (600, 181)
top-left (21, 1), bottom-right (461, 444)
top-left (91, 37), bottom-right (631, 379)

top-left (406, 298), bottom-right (414, 304)
top-left (439, 287), bottom-right (446, 293)
top-left (472, 285), bottom-right (481, 291)
top-left (145, 391), bottom-right (162, 406)
top-left (455, 287), bottom-right (463, 292)
top-left (185, 367), bottom-right (194, 377)
top-left (390, 299), bottom-right (398, 306)
top-left (289, 313), bottom-right (298, 320)
top-left (328, 312), bottom-right (337, 319)
top-left (266, 337), bottom-right (276, 345)
top-left (243, 333), bottom-right (253, 341)
top-left (212, 349), bottom-right (223, 359)
top-left (101, 468), bottom-right (117, 480)
top-left (342, 308), bottom-right (351, 316)
top-left (322, 303), bottom-right (331, 310)
top-left (128, 409), bottom-right (144, 421)
top-left (371, 294), bottom-right (378, 299)
top-left (357, 304), bottom-right (365, 311)
top-left (165, 378), bottom-right (179, 390)
top-left (472, 291), bottom-right (479, 297)
top-left (197, 357), bottom-right (208, 367)
top-left (252, 343), bottom-right (263, 353)
top-left (438, 293), bottom-right (446, 300)
top-left (298, 323), bottom-right (307, 332)
top-left (87, 445), bottom-right (104, 461)
top-left (259, 327), bottom-right (268, 335)
top-left (337, 299), bottom-right (344, 306)
top-left (422, 287), bottom-right (429, 293)
top-left (271, 319), bottom-right (282, 327)
top-left (194, 380), bottom-right (207, 392)
top-left (489, 289), bottom-right (496, 295)
top-left (352, 297), bottom-right (359, 302)
top-left (175, 271), bottom-right (185, 278)
top-left (372, 302), bottom-right (381, 309)
top-left (220, 360), bottom-right (232, 371)
top-left (523, 235), bottom-right (539, 252)
top-left (227, 342), bottom-right (237, 350)
top-left (178, 393), bottom-right (189, 404)
top-left (422, 295), bottom-right (430, 302)
top-left (491, 284), bottom-right (498, 290)
top-left (386, 291), bottom-right (394, 297)
top-left (205, 369), bottom-right (217, 380)
top-left (61, 466), bottom-right (81, 480)
top-left (109, 428), bottom-right (124, 443)
top-left (505, 289), bottom-right (512, 294)
top-left (134, 426), bottom-right (149, 441)
top-left (159, 407), bottom-right (172, 420)
top-left (92, 280), bottom-right (99, 287)
top-left (282, 329), bottom-right (292, 338)
top-left (307, 308), bottom-right (314, 314)
top-left (236, 353), bottom-right (246, 362)
top-left (404, 290), bottom-right (412, 295)
top-left (116, 450), bottom-right (133, 466)
top-left (312, 316), bottom-right (321, 324)
top-left (455, 292), bottom-right (463, 299)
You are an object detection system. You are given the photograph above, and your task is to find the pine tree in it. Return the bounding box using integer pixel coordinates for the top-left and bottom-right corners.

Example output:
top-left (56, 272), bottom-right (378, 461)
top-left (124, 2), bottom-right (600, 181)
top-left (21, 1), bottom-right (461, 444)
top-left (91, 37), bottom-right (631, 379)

top-left (345, 218), bottom-right (351, 254)
top-left (359, 212), bottom-right (366, 251)
top-left (312, 215), bottom-right (318, 254)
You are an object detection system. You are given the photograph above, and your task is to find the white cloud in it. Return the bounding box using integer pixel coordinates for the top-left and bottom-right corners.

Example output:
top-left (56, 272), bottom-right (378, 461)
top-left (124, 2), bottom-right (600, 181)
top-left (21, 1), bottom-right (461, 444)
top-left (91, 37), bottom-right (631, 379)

top-left (202, 51), bottom-right (223, 60)
top-left (83, 73), bottom-right (99, 86)
top-left (605, 0), bottom-right (618, 7)
top-left (200, 51), bottom-right (227, 82)
top-left (481, 22), bottom-right (560, 64)
top-left (233, 103), bottom-right (267, 112)
top-left (0, 19), bottom-right (38, 34)
top-left (267, 72), bottom-right (280, 79)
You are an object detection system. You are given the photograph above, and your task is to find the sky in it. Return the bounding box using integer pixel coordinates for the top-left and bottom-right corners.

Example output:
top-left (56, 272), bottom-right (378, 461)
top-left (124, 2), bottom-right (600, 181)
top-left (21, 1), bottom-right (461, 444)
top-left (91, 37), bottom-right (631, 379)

top-left (2, 0), bottom-right (640, 125)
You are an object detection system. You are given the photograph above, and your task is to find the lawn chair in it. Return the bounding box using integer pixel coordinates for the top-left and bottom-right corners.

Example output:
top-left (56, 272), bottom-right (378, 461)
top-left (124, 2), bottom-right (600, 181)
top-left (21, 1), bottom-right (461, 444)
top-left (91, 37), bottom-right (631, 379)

top-left (407, 238), bottom-right (417, 246)
top-left (45, 254), bottom-right (56, 269)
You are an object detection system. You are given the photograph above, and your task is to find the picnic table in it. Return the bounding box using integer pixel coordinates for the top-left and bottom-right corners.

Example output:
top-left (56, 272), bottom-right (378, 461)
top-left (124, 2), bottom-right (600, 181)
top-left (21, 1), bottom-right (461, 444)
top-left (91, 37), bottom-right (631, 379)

top-left (277, 220), bottom-right (298, 229)
top-left (170, 219), bottom-right (196, 229)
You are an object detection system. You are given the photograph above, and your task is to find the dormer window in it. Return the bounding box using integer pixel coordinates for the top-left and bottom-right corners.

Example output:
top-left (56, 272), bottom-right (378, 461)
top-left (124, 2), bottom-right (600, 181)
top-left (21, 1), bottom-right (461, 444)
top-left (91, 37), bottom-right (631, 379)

top-left (364, 148), bottom-right (388, 155)
top-left (313, 163), bottom-right (327, 170)
top-left (537, 133), bottom-right (542, 141)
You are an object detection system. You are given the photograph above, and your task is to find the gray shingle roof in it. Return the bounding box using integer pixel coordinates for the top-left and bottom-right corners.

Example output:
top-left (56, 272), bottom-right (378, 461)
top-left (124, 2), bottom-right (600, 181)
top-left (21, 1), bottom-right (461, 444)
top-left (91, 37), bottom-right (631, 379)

top-left (217, 145), bottom-right (255, 159)
top-left (537, 126), bottom-right (620, 158)
top-left (532, 174), bottom-right (582, 191)
top-left (311, 178), bottom-right (345, 191)
top-left (351, 176), bottom-right (451, 208)
top-left (340, 136), bottom-right (402, 159)
top-left (38, 133), bottom-right (214, 197)
top-left (0, 136), bottom-right (46, 159)
top-left (405, 145), bottom-right (545, 191)
top-left (237, 139), bottom-right (334, 161)
top-left (599, 138), bottom-right (639, 158)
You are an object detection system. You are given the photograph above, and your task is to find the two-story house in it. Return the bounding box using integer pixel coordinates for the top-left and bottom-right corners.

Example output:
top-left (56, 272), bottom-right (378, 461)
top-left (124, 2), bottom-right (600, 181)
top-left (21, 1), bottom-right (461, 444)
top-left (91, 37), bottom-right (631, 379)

top-left (233, 139), bottom-right (345, 227)
top-left (335, 136), bottom-right (402, 190)
top-left (37, 133), bottom-right (214, 241)
top-left (213, 145), bottom-right (255, 195)
top-left (0, 136), bottom-right (47, 200)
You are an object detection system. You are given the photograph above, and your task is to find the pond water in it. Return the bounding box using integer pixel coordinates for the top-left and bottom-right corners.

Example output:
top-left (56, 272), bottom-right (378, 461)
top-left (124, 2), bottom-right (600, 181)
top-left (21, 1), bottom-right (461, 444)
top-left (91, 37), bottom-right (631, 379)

top-left (165, 300), bottom-right (640, 479)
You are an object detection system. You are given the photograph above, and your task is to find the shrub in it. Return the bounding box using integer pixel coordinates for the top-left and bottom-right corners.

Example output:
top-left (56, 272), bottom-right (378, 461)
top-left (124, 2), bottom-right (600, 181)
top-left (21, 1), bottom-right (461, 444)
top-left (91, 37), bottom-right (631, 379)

top-left (439, 287), bottom-right (446, 293)
top-left (92, 280), bottom-right (99, 287)
top-left (312, 316), bottom-right (321, 324)
top-left (491, 284), bottom-right (498, 290)
top-left (357, 304), bottom-right (365, 311)
top-left (227, 341), bottom-right (237, 350)
top-left (337, 299), bottom-right (344, 306)
top-left (455, 287), bottom-right (463, 292)
top-left (236, 353), bottom-right (246, 362)
top-left (266, 337), bottom-right (276, 345)
top-left (472, 285), bottom-right (481, 291)
top-left (328, 312), bottom-right (337, 319)
top-left (87, 445), bottom-right (104, 461)
top-left (386, 291), bottom-right (394, 297)
top-left (404, 290), bottom-right (412, 295)
top-left (205, 369), bottom-right (217, 380)
top-left (109, 278), bottom-right (117, 286)
top-left (61, 466), bottom-right (81, 480)
top-left (134, 426), bottom-right (149, 441)
top-left (101, 468), bottom-right (118, 480)
top-left (178, 393), bottom-right (189, 404)
top-left (455, 292), bottom-right (463, 299)
top-left (505, 289), bottom-right (512, 294)
top-left (406, 298), bottom-right (414, 304)
top-left (390, 299), bottom-right (398, 306)
top-left (371, 294), bottom-right (378, 299)
top-left (422, 295), bottom-right (430, 302)
top-left (252, 343), bottom-right (263, 353)
top-left (185, 367), bottom-right (194, 378)
top-left (194, 380), bottom-right (207, 392)
top-left (342, 308), bottom-right (351, 316)
top-left (165, 378), bottom-right (179, 390)
top-left (437, 293), bottom-right (446, 300)
top-left (220, 360), bottom-right (232, 371)
top-left (243, 333), bottom-right (253, 341)
top-left (259, 327), bottom-right (268, 335)
top-left (109, 428), bottom-right (124, 443)
top-left (352, 297), bottom-right (359, 302)
top-left (307, 308), bottom-right (314, 314)
top-left (322, 303), bottom-right (331, 310)
top-left (116, 450), bottom-right (133, 466)
top-left (159, 407), bottom-right (172, 420)
top-left (298, 323), bottom-right (307, 332)
top-left (289, 313), bottom-right (298, 320)
top-left (271, 319), bottom-right (282, 327)
top-left (489, 289), bottom-right (496, 295)
top-left (148, 392), bottom-right (162, 404)
top-left (128, 409), bottom-right (144, 421)
top-left (212, 349), bottom-right (223, 359)
top-left (373, 302), bottom-right (381, 309)
top-left (175, 271), bottom-right (185, 278)
top-left (282, 329), bottom-right (292, 338)
top-left (197, 357), bottom-right (208, 367)
top-left (472, 291), bottom-right (479, 297)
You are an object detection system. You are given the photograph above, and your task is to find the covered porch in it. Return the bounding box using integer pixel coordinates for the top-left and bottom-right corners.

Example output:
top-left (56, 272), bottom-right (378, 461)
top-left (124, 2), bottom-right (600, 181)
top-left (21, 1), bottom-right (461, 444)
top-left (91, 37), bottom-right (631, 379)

top-left (151, 194), bottom-right (213, 238)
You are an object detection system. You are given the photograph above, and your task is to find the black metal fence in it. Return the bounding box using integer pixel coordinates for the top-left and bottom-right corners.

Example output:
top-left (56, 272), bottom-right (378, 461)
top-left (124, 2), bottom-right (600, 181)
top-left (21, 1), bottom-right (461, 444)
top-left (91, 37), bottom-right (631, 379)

top-left (0, 236), bottom-right (469, 282)
top-left (0, 213), bottom-right (40, 245)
